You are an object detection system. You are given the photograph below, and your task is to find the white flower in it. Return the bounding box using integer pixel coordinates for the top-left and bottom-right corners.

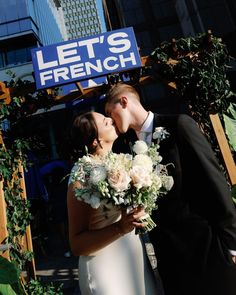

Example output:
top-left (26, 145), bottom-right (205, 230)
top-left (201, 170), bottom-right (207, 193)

top-left (133, 154), bottom-right (153, 172)
top-left (82, 155), bottom-right (92, 163)
top-left (90, 192), bottom-right (101, 209)
top-left (133, 140), bottom-right (148, 154)
top-left (89, 165), bottom-right (107, 185)
top-left (124, 153), bottom-right (133, 161)
top-left (130, 166), bottom-right (152, 189)
top-left (108, 169), bottom-right (131, 192)
top-left (153, 127), bottom-right (170, 140)
top-left (162, 176), bottom-right (174, 191)
top-left (155, 164), bottom-right (165, 175)
top-left (152, 174), bottom-right (162, 190)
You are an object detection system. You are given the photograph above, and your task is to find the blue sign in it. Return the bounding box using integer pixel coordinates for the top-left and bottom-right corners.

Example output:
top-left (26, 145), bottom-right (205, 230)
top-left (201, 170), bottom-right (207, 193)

top-left (31, 27), bottom-right (141, 90)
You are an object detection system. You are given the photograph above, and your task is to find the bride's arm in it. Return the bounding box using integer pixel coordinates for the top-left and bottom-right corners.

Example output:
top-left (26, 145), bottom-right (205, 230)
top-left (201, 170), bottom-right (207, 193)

top-left (67, 182), bottom-right (144, 256)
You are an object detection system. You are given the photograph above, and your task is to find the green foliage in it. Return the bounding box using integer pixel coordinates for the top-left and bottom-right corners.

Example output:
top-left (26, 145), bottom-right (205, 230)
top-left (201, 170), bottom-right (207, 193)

top-left (0, 256), bottom-right (20, 285)
top-left (0, 256), bottom-right (25, 295)
top-left (150, 31), bottom-right (236, 169)
top-left (0, 137), bottom-right (32, 269)
top-left (0, 78), bottom-right (62, 292)
top-left (0, 257), bottom-right (63, 295)
top-left (150, 32), bottom-right (233, 113)
top-left (5, 70), bottom-right (59, 113)
top-left (25, 280), bottom-right (63, 295)
top-left (0, 284), bottom-right (17, 295)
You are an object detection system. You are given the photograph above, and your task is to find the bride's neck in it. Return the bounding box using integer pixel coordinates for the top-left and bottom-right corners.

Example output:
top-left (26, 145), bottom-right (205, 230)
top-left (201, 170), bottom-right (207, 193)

top-left (94, 142), bottom-right (113, 156)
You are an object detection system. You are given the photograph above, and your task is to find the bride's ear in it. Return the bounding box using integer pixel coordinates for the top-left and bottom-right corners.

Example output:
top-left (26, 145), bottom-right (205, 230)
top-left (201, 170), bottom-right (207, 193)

top-left (92, 138), bottom-right (99, 148)
top-left (120, 96), bottom-right (128, 108)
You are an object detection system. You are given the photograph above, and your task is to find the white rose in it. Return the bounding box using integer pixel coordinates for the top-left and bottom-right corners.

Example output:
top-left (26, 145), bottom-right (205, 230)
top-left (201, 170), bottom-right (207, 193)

top-left (133, 140), bottom-right (148, 154)
top-left (124, 153), bottom-right (133, 161)
top-left (130, 166), bottom-right (152, 189)
top-left (108, 169), bottom-right (131, 192)
top-left (133, 154), bottom-right (153, 172)
top-left (162, 176), bottom-right (174, 191)
top-left (89, 166), bottom-right (107, 185)
top-left (82, 155), bottom-right (92, 163)
top-left (152, 174), bottom-right (162, 190)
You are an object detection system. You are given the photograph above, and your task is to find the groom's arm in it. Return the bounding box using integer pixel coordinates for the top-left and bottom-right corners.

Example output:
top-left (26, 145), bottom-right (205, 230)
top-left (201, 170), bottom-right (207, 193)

top-left (177, 114), bottom-right (236, 256)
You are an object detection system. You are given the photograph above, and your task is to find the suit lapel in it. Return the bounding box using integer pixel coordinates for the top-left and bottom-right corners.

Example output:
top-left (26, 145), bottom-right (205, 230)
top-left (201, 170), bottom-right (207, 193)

top-left (152, 113), bottom-right (183, 200)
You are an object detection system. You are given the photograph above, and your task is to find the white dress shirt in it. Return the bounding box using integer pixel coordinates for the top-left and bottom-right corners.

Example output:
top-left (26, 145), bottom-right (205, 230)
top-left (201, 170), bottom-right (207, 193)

top-left (136, 111), bottom-right (154, 145)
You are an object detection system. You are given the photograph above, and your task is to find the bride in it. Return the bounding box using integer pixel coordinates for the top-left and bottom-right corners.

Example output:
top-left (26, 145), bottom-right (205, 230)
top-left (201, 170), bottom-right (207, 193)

top-left (67, 111), bottom-right (163, 295)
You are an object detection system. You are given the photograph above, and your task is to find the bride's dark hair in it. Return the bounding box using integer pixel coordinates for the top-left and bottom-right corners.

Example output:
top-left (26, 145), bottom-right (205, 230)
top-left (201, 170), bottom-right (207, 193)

top-left (70, 112), bottom-right (100, 157)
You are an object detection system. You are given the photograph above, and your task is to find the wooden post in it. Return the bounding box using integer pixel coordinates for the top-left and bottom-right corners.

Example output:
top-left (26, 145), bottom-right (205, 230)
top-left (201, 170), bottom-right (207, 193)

top-left (0, 82), bottom-right (11, 104)
top-left (209, 113), bottom-right (236, 185)
top-left (0, 179), bottom-right (9, 260)
top-left (0, 132), bottom-right (10, 260)
top-left (18, 162), bottom-right (36, 280)
top-left (0, 116), bottom-right (36, 280)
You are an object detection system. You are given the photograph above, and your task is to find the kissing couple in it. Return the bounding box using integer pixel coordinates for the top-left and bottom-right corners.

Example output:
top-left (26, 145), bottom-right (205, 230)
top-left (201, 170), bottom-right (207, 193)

top-left (67, 82), bottom-right (236, 295)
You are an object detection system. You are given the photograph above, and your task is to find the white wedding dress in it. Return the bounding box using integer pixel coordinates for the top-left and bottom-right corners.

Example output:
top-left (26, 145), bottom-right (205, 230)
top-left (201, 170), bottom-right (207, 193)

top-left (78, 202), bottom-right (158, 295)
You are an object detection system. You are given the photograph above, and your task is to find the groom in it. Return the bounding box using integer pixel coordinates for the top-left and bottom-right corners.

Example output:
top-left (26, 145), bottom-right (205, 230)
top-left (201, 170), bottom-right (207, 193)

top-left (105, 82), bottom-right (236, 295)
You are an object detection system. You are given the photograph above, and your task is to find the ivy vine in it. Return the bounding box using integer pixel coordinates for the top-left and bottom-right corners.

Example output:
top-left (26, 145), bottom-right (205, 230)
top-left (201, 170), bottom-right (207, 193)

top-left (0, 85), bottom-right (62, 293)
top-left (150, 31), bottom-right (236, 167)
top-left (0, 97), bottom-right (33, 270)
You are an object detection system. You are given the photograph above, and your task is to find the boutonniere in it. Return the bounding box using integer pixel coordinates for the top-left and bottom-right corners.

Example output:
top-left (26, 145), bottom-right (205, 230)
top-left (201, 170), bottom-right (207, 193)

top-left (152, 127), bottom-right (170, 143)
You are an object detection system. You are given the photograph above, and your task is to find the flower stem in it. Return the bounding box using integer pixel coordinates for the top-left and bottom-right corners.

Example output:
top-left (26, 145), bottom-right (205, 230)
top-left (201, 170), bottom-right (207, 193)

top-left (135, 214), bottom-right (156, 235)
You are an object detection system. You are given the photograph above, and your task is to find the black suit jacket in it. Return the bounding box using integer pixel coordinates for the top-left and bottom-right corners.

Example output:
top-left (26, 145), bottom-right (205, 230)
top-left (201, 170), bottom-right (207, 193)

top-left (124, 113), bottom-right (236, 295)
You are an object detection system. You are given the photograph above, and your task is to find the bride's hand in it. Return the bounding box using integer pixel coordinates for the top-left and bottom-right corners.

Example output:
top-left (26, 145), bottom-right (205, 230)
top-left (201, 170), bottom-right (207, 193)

top-left (117, 207), bottom-right (147, 235)
top-left (132, 207), bottom-right (148, 229)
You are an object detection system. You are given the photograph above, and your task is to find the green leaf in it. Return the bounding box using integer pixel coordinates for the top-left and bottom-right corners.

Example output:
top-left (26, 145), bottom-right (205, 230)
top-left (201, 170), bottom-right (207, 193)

top-left (0, 283), bottom-right (17, 295)
top-left (226, 102), bottom-right (236, 118)
top-left (10, 281), bottom-right (26, 295)
top-left (223, 113), bottom-right (236, 152)
top-left (0, 257), bottom-right (20, 284)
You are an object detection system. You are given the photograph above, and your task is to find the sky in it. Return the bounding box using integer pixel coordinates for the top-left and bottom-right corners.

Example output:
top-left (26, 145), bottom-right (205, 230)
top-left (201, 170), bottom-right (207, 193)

top-left (96, 0), bottom-right (107, 32)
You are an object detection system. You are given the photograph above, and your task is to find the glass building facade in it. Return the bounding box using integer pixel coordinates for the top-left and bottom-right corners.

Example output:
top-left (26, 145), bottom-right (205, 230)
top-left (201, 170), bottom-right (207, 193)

top-left (175, 0), bottom-right (236, 38)
top-left (60, 0), bottom-right (102, 39)
top-left (102, 0), bottom-right (182, 57)
top-left (102, 0), bottom-right (236, 112)
top-left (0, 0), bottom-right (65, 81)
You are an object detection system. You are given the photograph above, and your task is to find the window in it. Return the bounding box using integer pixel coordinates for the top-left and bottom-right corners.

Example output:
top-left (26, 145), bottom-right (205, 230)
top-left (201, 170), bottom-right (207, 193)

top-left (5, 47), bottom-right (32, 65)
top-left (0, 52), bottom-right (4, 68)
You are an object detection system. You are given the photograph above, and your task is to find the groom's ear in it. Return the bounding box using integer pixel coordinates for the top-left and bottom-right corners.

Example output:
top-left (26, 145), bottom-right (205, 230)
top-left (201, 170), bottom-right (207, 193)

top-left (120, 96), bottom-right (128, 108)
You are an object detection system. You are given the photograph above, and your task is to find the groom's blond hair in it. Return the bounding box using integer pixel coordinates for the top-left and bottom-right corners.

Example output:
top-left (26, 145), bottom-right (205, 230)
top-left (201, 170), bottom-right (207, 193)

top-left (106, 82), bottom-right (140, 104)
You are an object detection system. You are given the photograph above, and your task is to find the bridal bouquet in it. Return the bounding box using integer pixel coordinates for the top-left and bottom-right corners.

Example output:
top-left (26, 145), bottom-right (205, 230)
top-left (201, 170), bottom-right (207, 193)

top-left (70, 127), bottom-right (174, 234)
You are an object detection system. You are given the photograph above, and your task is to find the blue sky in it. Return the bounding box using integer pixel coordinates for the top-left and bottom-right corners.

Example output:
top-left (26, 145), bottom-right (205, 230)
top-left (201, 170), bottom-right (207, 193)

top-left (96, 0), bottom-right (107, 32)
